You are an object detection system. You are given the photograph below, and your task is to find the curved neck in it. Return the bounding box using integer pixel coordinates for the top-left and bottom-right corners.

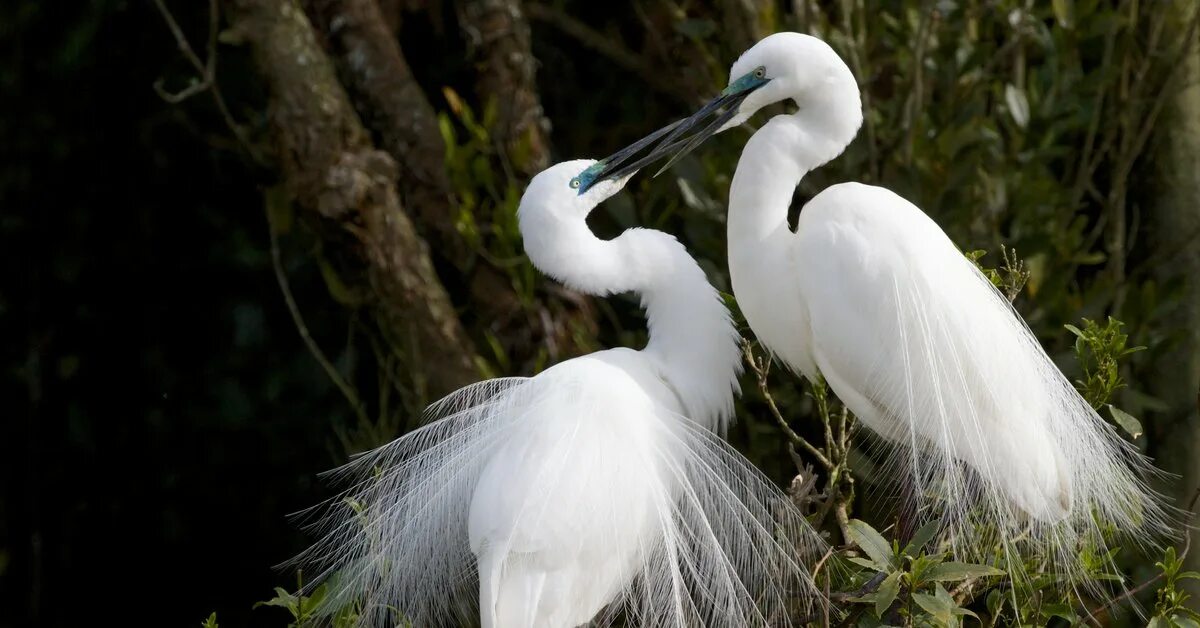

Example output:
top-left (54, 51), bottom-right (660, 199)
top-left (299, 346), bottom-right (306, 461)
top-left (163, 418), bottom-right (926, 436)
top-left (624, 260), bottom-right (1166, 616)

top-left (729, 97), bottom-right (861, 242)
top-left (530, 221), bottom-right (741, 431)
top-left (628, 231), bottom-right (742, 433)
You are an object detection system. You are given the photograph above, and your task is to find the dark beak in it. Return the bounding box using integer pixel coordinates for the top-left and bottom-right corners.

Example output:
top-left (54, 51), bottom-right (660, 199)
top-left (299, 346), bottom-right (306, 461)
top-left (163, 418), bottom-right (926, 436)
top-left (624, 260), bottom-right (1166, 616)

top-left (577, 85), bottom-right (764, 192)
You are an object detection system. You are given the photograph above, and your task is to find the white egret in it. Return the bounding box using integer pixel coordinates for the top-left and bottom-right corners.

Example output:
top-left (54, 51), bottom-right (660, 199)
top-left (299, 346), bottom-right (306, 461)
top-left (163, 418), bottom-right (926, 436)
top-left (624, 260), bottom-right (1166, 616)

top-left (590, 32), bottom-right (1171, 585)
top-left (293, 159), bottom-right (823, 627)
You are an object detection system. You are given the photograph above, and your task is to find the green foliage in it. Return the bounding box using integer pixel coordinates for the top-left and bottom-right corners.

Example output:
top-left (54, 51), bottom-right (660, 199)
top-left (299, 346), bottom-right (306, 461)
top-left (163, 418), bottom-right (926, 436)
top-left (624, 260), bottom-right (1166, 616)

top-left (1065, 316), bottom-right (1146, 438)
top-left (1065, 316), bottom-right (1145, 407)
top-left (254, 584), bottom-right (324, 626)
top-left (157, 0), bottom-right (1194, 624)
top-left (965, 246), bottom-right (1032, 302)
top-left (254, 579), bottom-right (369, 628)
top-left (842, 519), bottom-right (1000, 626)
top-left (1149, 546), bottom-right (1200, 627)
top-left (200, 612), bottom-right (219, 628)
top-left (438, 87), bottom-right (594, 376)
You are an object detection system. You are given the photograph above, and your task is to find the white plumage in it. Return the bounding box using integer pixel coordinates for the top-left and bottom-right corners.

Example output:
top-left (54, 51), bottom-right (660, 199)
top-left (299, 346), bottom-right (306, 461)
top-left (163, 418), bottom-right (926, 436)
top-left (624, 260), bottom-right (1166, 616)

top-left (626, 31), bottom-right (1171, 586)
top-left (292, 161), bottom-right (823, 627)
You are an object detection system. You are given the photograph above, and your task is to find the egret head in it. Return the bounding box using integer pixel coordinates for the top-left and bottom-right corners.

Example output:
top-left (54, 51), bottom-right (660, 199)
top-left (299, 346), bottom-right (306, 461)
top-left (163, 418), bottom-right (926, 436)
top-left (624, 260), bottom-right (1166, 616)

top-left (719, 33), bottom-right (858, 130)
top-left (522, 159), bottom-right (630, 212)
top-left (587, 32), bottom-right (863, 183)
top-left (518, 160), bottom-right (631, 277)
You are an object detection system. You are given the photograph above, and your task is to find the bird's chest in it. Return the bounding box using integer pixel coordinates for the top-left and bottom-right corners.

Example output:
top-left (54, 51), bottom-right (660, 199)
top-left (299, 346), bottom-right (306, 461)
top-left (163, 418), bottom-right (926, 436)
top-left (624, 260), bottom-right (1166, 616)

top-left (729, 244), bottom-right (818, 379)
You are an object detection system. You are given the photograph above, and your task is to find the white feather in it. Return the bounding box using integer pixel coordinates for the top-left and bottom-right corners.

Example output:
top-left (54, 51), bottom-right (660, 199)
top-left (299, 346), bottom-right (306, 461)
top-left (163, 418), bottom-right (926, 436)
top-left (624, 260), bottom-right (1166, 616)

top-left (714, 33), bottom-right (1172, 588)
top-left (290, 161), bottom-right (824, 627)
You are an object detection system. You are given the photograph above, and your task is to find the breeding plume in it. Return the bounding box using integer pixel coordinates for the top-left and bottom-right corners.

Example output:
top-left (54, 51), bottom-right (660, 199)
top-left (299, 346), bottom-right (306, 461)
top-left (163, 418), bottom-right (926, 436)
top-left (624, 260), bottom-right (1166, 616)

top-left (586, 32), bottom-right (1170, 585)
top-left (293, 160), bottom-right (822, 627)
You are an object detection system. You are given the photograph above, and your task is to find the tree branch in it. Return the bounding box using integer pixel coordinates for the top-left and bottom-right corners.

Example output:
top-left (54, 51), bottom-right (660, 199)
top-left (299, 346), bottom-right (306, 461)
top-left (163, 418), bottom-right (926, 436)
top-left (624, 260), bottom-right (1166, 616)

top-left (152, 0), bottom-right (264, 164)
top-left (267, 198), bottom-right (368, 424)
top-left (304, 0), bottom-right (466, 261)
top-left (223, 0), bottom-right (480, 401)
top-left (459, 0), bottom-right (550, 176)
top-left (742, 339), bottom-right (833, 470)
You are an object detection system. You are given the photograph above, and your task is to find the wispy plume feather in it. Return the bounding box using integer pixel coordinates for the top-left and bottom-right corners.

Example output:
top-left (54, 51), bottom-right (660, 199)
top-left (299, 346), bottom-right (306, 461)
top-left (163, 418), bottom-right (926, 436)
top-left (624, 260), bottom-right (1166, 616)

top-left (290, 371), bottom-right (825, 627)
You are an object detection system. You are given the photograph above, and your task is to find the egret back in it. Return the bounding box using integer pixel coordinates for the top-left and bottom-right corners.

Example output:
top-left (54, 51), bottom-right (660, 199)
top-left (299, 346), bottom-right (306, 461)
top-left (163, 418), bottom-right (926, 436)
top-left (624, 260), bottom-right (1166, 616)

top-left (786, 182), bottom-right (1170, 586)
top-left (470, 351), bottom-right (665, 628)
top-left (292, 349), bottom-right (824, 627)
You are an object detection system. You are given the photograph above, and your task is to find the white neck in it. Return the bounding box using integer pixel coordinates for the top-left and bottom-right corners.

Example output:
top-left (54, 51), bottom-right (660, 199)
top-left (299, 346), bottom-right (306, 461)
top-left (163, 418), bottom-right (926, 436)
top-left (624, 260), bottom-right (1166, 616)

top-left (728, 99), bottom-right (859, 242)
top-left (530, 219), bottom-right (741, 432)
top-left (627, 230), bottom-right (742, 432)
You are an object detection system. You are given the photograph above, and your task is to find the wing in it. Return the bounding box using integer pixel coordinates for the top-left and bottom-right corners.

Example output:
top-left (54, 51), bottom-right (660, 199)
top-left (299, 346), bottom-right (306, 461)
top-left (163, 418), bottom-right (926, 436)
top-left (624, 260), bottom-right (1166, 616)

top-left (793, 182), bottom-right (1170, 585)
top-left (288, 377), bottom-right (528, 627)
top-left (291, 351), bottom-right (826, 628)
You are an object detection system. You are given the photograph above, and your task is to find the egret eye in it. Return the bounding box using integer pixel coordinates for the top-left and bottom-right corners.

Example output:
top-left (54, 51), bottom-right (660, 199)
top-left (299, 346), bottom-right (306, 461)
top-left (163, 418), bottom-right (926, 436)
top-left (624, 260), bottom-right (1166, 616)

top-left (753, 66), bottom-right (766, 79)
top-left (570, 178), bottom-right (581, 189)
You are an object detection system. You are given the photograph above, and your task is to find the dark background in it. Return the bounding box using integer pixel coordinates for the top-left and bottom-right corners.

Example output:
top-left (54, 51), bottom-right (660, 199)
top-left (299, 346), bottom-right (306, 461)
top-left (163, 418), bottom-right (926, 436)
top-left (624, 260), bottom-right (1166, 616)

top-left (3, 0), bottom-right (1198, 625)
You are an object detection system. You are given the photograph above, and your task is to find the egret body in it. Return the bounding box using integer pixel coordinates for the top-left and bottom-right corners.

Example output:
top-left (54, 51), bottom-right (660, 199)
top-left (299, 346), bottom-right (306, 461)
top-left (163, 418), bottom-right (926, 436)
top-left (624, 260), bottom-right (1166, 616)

top-left (296, 160), bottom-right (821, 627)
top-left (591, 32), bottom-right (1170, 584)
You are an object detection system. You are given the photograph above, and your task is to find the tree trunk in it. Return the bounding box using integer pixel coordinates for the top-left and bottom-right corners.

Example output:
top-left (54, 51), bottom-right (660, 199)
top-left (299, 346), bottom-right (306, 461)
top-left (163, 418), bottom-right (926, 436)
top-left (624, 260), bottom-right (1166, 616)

top-left (460, 0), bottom-right (551, 176)
top-left (1149, 2), bottom-right (1200, 592)
top-left (305, 0), bottom-right (466, 262)
top-left (224, 0), bottom-right (479, 401)
top-left (302, 0), bottom-right (596, 372)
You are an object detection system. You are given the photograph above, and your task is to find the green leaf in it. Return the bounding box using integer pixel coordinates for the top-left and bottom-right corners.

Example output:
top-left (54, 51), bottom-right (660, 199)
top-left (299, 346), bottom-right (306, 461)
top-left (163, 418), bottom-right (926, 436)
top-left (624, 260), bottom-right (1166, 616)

top-left (1107, 405), bottom-right (1143, 439)
top-left (1171, 615), bottom-right (1200, 628)
top-left (847, 519), bottom-right (896, 570)
top-left (986, 588), bottom-right (1004, 618)
top-left (903, 520), bottom-right (942, 557)
top-left (926, 562), bottom-right (1004, 582)
top-left (1052, 0), bottom-right (1074, 28)
top-left (848, 556), bottom-right (885, 571)
top-left (254, 587), bottom-right (300, 616)
top-left (855, 615), bottom-right (886, 628)
top-left (1043, 603), bottom-right (1078, 622)
top-left (852, 570), bottom-right (902, 617)
top-left (1005, 84), bottom-right (1030, 128)
top-left (300, 583), bottom-right (328, 618)
top-left (913, 591), bottom-right (953, 624)
top-left (200, 612), bottom-right (219, 628)
top-left (1148, 617), bottom-right (1167, 628)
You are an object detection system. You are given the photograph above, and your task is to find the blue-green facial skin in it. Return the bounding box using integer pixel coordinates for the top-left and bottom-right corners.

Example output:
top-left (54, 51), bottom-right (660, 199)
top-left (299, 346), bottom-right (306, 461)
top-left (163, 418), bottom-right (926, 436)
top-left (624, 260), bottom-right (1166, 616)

top-left (573, 161), bottom-right (607, 195)
top-left (722, 70), bottom-right (769, 96)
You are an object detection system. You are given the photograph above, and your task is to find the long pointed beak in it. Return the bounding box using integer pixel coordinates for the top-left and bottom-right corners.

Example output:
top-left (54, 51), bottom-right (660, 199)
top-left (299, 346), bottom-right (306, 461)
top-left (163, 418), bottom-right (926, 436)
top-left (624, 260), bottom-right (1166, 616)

top-left (576, 84), bottom-right (764, 192)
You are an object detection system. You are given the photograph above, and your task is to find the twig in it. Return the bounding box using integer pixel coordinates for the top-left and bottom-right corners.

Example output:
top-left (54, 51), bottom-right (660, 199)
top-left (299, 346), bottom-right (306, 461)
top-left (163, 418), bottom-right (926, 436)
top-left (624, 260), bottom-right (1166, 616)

top-left (811, 545), bottom-right (836, 581)
top-left (823, 572), bottom-right (832, 628)
top-left (742, 339), bottom-right (833, 469)
top-left (834, 499), bottom-right (853, 545)
top-left (266, 201), bottom-right (368, 426)
top-left (1070, 22), bottom-right (1117, 211)
top-left (152, 0), bottom-right (264, 164)
top-left (830, 570), bottom-right (889, 602)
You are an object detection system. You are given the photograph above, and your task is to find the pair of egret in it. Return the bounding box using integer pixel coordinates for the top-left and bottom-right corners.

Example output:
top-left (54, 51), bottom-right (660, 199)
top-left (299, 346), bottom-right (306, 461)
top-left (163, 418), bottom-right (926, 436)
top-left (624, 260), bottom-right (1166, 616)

top-left (297, 33), bottom-right (1168, 626)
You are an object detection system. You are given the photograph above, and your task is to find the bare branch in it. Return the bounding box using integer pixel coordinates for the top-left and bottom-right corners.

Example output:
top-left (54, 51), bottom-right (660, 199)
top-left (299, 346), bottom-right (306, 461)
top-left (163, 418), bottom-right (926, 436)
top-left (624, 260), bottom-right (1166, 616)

top-left (152, 0), bottom-right (264, 164)
top-left (742, 339), bottom-right (833, 470)
top-left (267, 199), bottom-right (368, 425)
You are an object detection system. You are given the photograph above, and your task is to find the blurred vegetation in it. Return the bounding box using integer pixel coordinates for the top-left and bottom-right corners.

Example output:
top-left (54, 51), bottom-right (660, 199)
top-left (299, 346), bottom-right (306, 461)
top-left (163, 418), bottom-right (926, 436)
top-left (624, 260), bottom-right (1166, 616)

top-left (2, 0), bottom-right (1198, 625)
